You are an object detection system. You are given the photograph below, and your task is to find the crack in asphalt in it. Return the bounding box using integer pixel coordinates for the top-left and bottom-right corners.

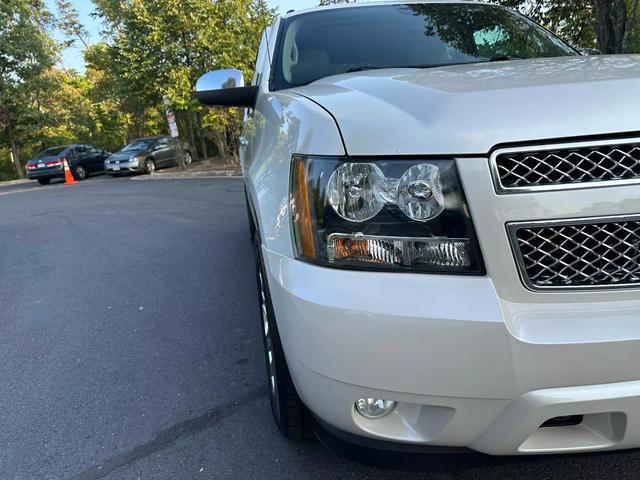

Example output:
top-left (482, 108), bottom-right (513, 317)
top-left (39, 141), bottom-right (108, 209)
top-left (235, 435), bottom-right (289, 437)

top-left (67, 386), bottom-right (267, 480)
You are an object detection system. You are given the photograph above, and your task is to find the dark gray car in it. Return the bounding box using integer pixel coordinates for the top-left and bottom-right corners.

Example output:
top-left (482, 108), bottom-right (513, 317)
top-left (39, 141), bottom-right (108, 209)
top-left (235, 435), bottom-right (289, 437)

top-left (26, 144), bottom-right (110, 185)
top-left (104, 136), bottom-right (193, 175)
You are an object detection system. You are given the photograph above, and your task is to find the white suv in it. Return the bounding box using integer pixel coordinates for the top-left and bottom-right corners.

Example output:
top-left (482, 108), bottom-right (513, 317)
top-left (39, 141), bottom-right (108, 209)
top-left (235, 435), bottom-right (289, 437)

top-left (196, 1), bottom-right (640, 456)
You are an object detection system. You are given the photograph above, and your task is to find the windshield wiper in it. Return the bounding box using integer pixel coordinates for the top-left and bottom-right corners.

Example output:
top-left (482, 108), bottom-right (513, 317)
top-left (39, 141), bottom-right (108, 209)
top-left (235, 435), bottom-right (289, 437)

top-left (345, 66), bottom-right (390, 73)
top-left (345, 64), bottom-right (444, 73)
top-left (487, 55), bottom-right (524, 62)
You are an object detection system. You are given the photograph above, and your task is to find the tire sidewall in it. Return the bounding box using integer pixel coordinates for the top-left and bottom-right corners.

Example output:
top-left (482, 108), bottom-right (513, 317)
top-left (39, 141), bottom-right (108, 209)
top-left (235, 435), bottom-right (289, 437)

top-left (145, 159), bottom-right (155, 175)
top-left (75, 165), bottom-right (87, 180)
top-left (254, 235), bottom-right (283, 424)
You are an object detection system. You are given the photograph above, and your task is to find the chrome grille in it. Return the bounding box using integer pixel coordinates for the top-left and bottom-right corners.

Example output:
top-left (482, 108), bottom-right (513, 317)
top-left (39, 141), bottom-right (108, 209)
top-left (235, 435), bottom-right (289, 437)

top-left (509, 217), bottom-right (640, 290)
top-left (492, 140), bottom-right (640, 192)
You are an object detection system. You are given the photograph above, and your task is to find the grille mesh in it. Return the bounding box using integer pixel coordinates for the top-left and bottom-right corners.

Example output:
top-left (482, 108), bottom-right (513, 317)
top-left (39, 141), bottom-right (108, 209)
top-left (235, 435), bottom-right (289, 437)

top-left (512, 219), bottom-right (640, 288)
top-left (496, 143), bottom-right (640, 189)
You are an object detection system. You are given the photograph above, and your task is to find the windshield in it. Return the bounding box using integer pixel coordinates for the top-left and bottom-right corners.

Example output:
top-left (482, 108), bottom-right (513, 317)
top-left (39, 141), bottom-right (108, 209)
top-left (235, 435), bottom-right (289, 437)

top-left (38, 147), bottom-right (67, 157)
top-left (122, 140), bottom-right (150, 151)
top-left (273, 3), bottom-right (577, 90)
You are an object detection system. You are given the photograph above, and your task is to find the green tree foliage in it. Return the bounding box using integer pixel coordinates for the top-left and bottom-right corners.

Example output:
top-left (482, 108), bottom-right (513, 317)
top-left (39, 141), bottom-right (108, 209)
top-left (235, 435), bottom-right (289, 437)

top-left (54, 0), bottom-right (89, 48)
top-left (496, 0), bottom-right (639, 53)
top-left (84, 42), bottom-right (160, 146)
top-left (0, 0), bottom-right (57, 178)
top-left (0, 0), bottom-right (274, 180)
top-left (92, 0), bottom-right (275, 162)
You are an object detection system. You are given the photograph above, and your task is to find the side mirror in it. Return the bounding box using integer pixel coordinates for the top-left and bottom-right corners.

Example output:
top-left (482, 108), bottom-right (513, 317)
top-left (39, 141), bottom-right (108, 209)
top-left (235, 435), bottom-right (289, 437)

top-left (194, 69), bottom-right (258, 108)
top-left (578, 48), bottom-right (601, 56)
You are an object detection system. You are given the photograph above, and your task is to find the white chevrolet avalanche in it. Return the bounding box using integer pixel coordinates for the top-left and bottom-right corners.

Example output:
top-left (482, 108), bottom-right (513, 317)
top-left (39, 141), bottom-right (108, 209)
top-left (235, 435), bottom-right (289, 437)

top-left (195, 1), bottom-right (640, 456)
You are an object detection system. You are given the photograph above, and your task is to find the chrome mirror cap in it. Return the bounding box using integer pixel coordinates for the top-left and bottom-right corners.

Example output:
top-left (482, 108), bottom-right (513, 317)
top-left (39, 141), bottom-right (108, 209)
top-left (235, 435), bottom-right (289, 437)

top-left (194, 69), bottom-right (256, 108)
top-left (195, 69), bottom-right (245, 93)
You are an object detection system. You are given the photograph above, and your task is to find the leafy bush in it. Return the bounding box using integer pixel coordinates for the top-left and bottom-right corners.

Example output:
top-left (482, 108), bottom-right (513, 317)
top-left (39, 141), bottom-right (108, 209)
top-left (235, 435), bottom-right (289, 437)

top-left (0, 148), bottom-right (17, 182)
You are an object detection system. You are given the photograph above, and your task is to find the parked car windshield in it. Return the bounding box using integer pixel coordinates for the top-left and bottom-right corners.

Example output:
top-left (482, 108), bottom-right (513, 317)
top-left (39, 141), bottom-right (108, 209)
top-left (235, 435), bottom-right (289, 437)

top-left (273, 3), bottom-right (577, 90)
top-left (38, 147), bottom-right (67, 157)
top-left (122, 140), bottom-right (150, 151)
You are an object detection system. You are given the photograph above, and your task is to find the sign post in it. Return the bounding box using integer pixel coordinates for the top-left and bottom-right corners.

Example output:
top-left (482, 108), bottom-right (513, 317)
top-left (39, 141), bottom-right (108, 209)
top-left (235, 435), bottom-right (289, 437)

top-left (163, 96), bottom-right (186, 170)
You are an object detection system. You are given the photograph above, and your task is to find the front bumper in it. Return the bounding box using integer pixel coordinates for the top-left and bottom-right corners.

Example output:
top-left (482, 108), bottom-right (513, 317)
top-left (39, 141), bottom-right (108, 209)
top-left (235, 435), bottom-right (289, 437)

top-left (105, 161), bottom-right (142, 173)
top-left (264, 248), bottom-right (640, 455)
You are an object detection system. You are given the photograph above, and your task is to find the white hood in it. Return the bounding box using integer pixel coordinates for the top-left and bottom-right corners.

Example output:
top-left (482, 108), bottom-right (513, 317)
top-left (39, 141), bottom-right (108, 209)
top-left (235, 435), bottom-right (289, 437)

top-left (292, 55), bottom-right (640, 156)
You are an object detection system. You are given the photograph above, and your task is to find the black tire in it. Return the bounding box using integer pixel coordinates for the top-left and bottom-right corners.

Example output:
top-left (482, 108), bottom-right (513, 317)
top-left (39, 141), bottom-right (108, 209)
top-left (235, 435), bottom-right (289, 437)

top-left (254, 231), bottom-right (310, 440)
top-left (74, 165), bottom-right (87, 181)
top-left (144, 159), bottom-right (156, 175)
top-left (244, 188), bottom-right (256, 240)
top-left (37, 178), bottom-right (51, 185)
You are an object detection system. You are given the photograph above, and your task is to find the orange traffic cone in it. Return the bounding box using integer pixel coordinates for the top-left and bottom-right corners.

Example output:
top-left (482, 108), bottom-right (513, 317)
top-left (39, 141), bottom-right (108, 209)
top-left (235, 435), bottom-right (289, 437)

top-left (62, 158), bottom-right (77, 185)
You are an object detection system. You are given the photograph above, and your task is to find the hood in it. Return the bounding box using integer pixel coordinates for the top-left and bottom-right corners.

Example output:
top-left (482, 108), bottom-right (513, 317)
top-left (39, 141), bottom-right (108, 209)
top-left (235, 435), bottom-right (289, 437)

top-left (109, 150), bottom-right (145, 161)
top-left (292, 55), bottom-right (640, 156)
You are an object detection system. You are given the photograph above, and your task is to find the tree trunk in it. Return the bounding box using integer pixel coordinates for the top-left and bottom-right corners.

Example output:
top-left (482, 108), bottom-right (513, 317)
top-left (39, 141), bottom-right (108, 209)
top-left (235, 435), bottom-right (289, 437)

top-left (6, 120), bottom-right (24, 179)
top-left (592, 0), bottom-right (628, 53)
top-left (174, 137), bottom-right (186, 171)
top-left (622, 0), bottom-right (640, 52)
top-left (213, 130), bottom-right (227, 163)
top-left (227, 124), bottom-right (239, 165)
top-left (197, 112), bottom-right (208, 161)
top-left (187, 111), bottom-right (198, 161)
top-left (172, 112), bottom-right (186, 171)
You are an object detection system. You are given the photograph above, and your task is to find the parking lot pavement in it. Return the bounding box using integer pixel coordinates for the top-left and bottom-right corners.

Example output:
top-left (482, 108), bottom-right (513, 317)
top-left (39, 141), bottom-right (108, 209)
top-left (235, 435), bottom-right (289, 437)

top-left (1, 177), bottom-right (640, 480)
top-left (0, 174), bottom-right (109, 196)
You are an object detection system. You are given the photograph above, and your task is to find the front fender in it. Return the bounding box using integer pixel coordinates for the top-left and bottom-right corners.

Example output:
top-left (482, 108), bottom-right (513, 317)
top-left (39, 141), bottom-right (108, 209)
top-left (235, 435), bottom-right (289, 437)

top-left (245, 92), bottom-right (345, 257)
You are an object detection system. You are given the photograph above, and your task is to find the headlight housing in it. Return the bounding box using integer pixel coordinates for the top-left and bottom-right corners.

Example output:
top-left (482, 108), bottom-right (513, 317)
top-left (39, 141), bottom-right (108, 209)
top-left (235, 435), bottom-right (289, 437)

top-left (290, 156), bottom-right (484, 274)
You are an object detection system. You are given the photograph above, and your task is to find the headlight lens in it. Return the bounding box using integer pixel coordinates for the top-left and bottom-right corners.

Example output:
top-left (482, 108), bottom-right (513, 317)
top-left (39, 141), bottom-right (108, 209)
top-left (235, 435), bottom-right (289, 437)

top-left (290, 156), bottom-right (484, 274)
top-left (397, 163), bottom-right (444, 221)
top-left (327, 163), bottom-right (386, 222)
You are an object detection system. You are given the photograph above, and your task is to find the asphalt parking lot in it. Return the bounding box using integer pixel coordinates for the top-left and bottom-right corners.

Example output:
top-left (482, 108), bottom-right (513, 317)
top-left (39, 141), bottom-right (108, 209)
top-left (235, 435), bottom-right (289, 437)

top-left (2, 176), bottom-right (640, 479)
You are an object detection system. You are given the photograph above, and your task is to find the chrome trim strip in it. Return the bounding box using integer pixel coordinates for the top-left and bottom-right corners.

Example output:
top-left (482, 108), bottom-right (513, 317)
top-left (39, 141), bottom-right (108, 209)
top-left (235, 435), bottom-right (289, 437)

top-left (490, 137), bottom-right (640, 194)
top-left (507, 214), bottom-right (640, 292)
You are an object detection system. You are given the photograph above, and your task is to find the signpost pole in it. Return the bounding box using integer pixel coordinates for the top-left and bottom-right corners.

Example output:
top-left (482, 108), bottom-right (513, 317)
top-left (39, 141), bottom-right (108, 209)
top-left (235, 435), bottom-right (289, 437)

top-left (163, 96), bottom-right (186, 171)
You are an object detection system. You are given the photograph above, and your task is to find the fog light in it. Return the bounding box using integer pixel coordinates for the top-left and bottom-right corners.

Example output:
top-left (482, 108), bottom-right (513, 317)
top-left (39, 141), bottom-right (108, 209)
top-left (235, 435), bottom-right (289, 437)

top-left (355, 397), bottom-right (396, 419)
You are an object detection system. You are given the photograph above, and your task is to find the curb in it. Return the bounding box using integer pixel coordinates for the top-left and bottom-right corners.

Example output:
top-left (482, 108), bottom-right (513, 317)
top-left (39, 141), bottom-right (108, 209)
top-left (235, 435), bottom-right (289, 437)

top-left (0, 179), bottom-right (30, 187)
top-left (131, 170), bottom-right (242, 181)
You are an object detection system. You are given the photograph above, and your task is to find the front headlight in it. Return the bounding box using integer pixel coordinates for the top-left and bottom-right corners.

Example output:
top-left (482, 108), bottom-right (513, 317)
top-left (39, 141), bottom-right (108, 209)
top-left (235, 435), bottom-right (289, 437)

top-left (290, 156), bottom-right (484, 274)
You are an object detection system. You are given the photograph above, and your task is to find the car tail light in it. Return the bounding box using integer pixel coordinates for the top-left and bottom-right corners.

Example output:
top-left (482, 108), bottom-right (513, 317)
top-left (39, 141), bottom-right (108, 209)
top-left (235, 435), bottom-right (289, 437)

top-left (46, 160), bottom-right (63, 167)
